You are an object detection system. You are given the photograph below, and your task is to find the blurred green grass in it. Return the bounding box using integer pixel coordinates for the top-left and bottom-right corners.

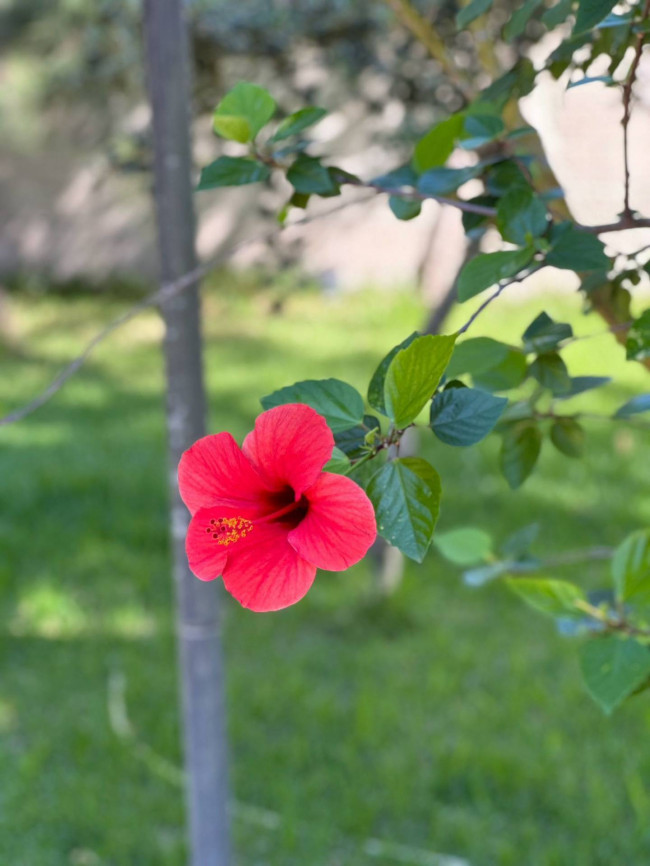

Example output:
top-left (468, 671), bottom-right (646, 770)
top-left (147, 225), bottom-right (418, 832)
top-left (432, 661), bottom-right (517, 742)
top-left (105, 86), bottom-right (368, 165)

top-left (1, 276), bottom-right (650, 866)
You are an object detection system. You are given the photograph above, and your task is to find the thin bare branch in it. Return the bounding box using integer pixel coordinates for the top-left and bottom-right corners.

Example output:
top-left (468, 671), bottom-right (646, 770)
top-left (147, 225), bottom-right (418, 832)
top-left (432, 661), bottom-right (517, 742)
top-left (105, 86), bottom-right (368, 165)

top-left (621, 0), bottom-right (650, 216)
top-left (505, 546), bottom-right (613, 573)
top-left (0, 196), bottom-right (372, 427)
top-left (364, 182), bottom-right (498, 215)
top-left (577, 216), bottom-right (650, 234)
top-left (456, 264), bottom-right (544, 336)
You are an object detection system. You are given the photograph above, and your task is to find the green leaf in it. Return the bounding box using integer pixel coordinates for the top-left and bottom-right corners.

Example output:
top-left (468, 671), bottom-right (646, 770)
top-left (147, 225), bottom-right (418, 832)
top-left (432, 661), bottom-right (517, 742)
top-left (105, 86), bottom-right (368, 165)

top-left (325, 447), bottom-right (351, 475)
top-left (500, 422), bottom-right (542, 489)
top-left (348, 456), bottom-right (385, 491)
top-left (501, 523), bottom-right (539, 558)
top-left (389, 196), bottom-right (422, 221)
top-left (463, 562), bottom-right (510, 586)
top-left (368, 333), bottom-right (419, 416)
top-left (503, 0), bottom-right (543, 41)
top-left (213, 82), bottom-right (276, 142)
top-left (546, 223), bottom-right (610, 270)
top-left (460, 112), bottom-right (505, 149)
top-left (485, 160), bottom-right (530, 196)
top-left (371, 164), bottom-right (419, 188)
top-left (556, 376), bottom-right (611, 399)
top-left (614, 394), bottom-right (650, 418)
top-left (522, 312), bottom-right (573, 353)
top-left (270, 107), bottom-right (327, 142)
top-left (574, 0), bottom-right (618, 34)
top-left (479, 59), bottom-right (537, 107)
top-left (334, 416), bottom-right (381, 458)
top-left (446, 337), bottom-right (511, 378)
top-left (529, 352), bottom-right (572, 395)
top-left (456, 0), bottom-right (493, 28)
top-left (413, 114), bottom-right (465, 173)
top-left (197, 157), bottom-right (271, 190)
top-left (612, 529), bottom-right (650, 603)
top-left (579, 636), bottom-right (650, 714)
top-left (473, 350), bottom-right (528, 392)
top-left (626, 310), bottom-right (650, 361)
top-left (505, 577), bottom-right (586, 617)
top-left (457, 248), bottom-right (534, 302)
top-left (462, 195), bottom-right (499, 233)
top-left (327, 167), bottom-right (359, 190)
top-left (417, 166), bottom-right (481, 196)
top-left (430, 387), bottom-right (507, 446)
top-left (542, 0), bottom-right (574, 29)
top-left (550, 418), bottom-right (585, 458)
top-left (447, 338), bottom-right (527, 392)
top-left (212, 115), bottom-right (252, 143)
top-left (367, 457), bottom-right (442, 562)
top-left (497, 187), bottom-right (548, 245)
top-left (506, 125), bottom-right (537, 140)
top-left (434, 527), bottom-right (493, 565)
top-left (260, 378), bottom-right (364, 433)
top-left (272, 140), bottom-right (311, 160)
top-left (384, 334), bottom-right (457, 428)
top-left (287, 155), bottom-right (337, 195)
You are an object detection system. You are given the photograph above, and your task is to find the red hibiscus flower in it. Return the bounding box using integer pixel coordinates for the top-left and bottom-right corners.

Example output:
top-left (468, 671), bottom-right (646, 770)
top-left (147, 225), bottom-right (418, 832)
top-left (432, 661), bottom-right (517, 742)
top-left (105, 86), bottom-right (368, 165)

top-left (178, 403), bottom-right (377, 612)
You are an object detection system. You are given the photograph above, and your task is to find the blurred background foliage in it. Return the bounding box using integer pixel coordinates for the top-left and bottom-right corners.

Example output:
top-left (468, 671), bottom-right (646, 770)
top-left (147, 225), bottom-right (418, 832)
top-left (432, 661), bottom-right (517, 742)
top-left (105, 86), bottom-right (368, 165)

top-left (0, 0), bottom-right (528, 288)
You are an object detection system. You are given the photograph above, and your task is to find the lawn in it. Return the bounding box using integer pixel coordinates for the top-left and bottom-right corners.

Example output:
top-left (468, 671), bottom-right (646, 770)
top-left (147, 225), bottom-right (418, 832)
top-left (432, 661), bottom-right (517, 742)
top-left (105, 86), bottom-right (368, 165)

top-left (1, 274), bottom-right (650, 866)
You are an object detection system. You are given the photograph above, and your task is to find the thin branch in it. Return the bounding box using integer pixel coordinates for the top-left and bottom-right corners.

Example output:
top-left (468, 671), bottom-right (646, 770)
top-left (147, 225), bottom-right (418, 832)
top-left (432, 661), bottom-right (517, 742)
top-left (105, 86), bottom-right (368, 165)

top-left (323, 169), bottom-right (500, 218)
top-left (505, 546), bottom-right (613, 573)
top-left (631, 241), bottom-right (650, 260)
top-left (574, 599), bottom-right (650, 640)
top-left (621, 0), bottom-right (650, 217)
top-left (527, 408), bottom-right (650, 430)
top-left (365, 181), bottom-right (498, 215)
top-left (0, 195), bottom-right (372, 427)
top-left (456, 264), bottom-right (544, 336)
top-left (577, 216), bottom-right (650, 234)
top-left (344, 178), bottom-right (650, 230)
top-left (559, 320), bottom-right (633, 348)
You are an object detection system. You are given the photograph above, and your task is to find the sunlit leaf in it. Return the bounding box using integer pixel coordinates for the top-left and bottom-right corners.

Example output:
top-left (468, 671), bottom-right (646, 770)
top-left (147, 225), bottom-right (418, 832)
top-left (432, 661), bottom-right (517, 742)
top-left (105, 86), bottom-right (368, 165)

top-left (505, 577), bottom-right (586, 617)
top-left (270, 107), bottom-right (327, 142)
top-left (434, 527), bottom-right (493, 565)
top-left (612, 529), bottom-right (650, 603)
top-left (213, 82), bottom-right (276, 142)
top-left (384, 335), bottom-right (457, 428)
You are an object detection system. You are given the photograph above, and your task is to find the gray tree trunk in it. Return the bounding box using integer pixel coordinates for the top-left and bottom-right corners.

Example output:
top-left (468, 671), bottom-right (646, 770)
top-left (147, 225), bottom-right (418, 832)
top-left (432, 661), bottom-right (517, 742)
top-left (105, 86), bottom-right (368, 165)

top-left (143, 3), bottom-right (231, 865)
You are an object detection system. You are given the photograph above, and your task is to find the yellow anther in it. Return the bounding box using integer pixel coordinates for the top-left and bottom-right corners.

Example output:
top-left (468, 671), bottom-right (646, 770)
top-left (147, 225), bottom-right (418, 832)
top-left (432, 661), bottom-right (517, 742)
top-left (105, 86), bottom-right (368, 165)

top-left (212, 516), bottom-right (253, 546)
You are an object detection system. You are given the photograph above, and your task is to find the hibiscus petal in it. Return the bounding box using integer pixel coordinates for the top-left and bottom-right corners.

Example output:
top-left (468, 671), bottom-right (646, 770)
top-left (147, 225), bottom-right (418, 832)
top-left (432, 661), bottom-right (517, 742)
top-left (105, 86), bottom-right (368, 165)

top-left (178, 432), bottom-right (271, 516)
top-left (288, 472), bottom-right (377, 571)
top-left (223, 522), bottom-right (317, 611)
top-left (242, 404), bottom-right (334, 497)
top-left (186, 507), bottom-right (232, 581)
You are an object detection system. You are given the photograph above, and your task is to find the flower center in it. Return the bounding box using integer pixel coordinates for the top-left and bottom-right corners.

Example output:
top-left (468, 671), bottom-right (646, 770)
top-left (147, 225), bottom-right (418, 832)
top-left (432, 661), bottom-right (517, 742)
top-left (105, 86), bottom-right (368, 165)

top-left (205, 496), bottom-right (308, 547)
top-left (205, 516), bottom-right (254, 546)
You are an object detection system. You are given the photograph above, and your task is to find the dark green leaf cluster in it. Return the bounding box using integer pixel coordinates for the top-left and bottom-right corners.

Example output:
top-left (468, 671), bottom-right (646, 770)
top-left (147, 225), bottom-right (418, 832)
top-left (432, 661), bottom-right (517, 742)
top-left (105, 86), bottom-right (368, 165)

top-left (260, 332), bottom-right (474, 563)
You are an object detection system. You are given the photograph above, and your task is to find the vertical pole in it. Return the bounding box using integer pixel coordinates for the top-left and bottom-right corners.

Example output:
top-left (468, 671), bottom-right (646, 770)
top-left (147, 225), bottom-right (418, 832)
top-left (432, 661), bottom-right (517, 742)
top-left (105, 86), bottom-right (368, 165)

top-left (143, 3), bottom-right (231, 864)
